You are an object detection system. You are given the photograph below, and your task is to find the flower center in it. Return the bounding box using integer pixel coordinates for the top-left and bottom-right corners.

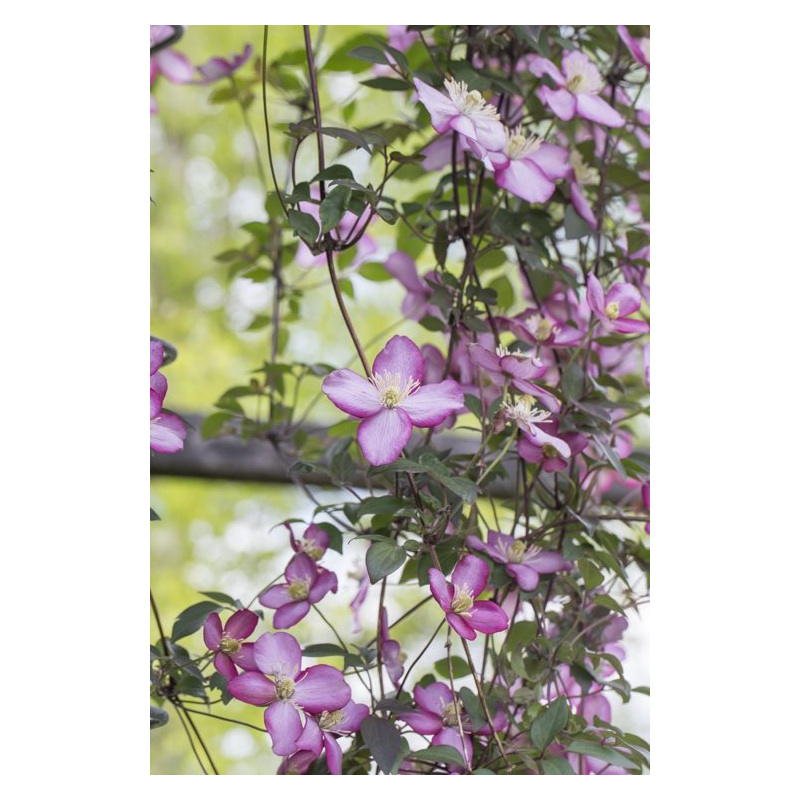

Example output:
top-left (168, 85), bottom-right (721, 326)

top-left (219, 634), bottom-right (242, 655)
top-left (533, 316), bottom-right (552, 342)
top-left (371, 371), bottom-right (420, 409)
top-left (541, 443), bottom-right (560, 460)
top-left (505, 127), bottom-right (542, 160)
top-left (441, 700), bottom-right (462, 727)
top-left (274, 676), bottom-right (295, 700)
top-left (287, 578), bottom-right (311, 601)
top-left (319, 709), bottom-right (344, 730)
top-left (569, 150), bottom-right (597, 185)
top-left (444, 78), bottom-right (501, 120)
top-left (299, 539), bottom-right (324, 560)
top-left (508, 540), bottom-right (528, 563)
top-left (502, 395), bottom-right (552, 428)
top-left (564, 60), bottom-right (603, 95)
top-left (450, 585), bottom-right (474, 615)
top-left (604, 301), bottom-right (620, 320)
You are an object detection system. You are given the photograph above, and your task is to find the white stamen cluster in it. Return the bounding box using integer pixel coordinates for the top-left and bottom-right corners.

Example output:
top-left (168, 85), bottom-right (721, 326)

top-left (498, 539), bottom-right (541, 564)
top-left (564, 58), bottom-right (603, 95)
top-left (502, 395), bottom-right (552, 428)
top-left (287, 578), bottom-right (311, 601)
top-left (371, 371), bottom-right (420, 409)
top-left (319, 709), bottom-right (344, 730)
top-left (495, 344), bottom-right (542, 366)
top-left (604, 301), bottom-right (620, 320)
top-left (299, 539), bottom-right (324, 560)
top-left (444, 78), bottom-right (501, 120)
top-left (569, 150), bottom-right (598, 185)
top-left (441, 700), bottom-right (463, 727)
top-left (274, 676), bottom-right (295, 700)
top-left (450, 585), bottom-right (474, 615)
top-left (219, 634), bottom-right (242, 655)
top-left (505, 126), bottom-right (543, 160)
top-left (527, 315), bottom-right (554, 342)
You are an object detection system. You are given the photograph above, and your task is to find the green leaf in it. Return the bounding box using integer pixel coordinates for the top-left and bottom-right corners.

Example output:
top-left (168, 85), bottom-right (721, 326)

top-left (356, 496), bottom-right (412, 519)
top-left (150, 705), bottom-right (169, 729)
top-left (540, 756), bottom-right (576, 775)
top-left (358, 262), bottom-right (392, 281)
top-left (564, 205), bottom-right (593, 239)
top-left (199, 591), bottom-right (237, 606)
top-left (488, 275), bottom-right (514, 309)
top-left (319, 185), bottom-right (352, 234)
top-left (433, 655), bottom-right (470, 679)
top-left (360, 715), bottom-right (402, 774)
top-left (310, 164), bottom-right (354, 182)
top-left (348, 45), bottom-right (390, 65)
top-left (361, 77), bottom-right (409, 91)
top-left (530, 697), bottom-right (569, 751)
top-left (458, 687), bottom-right (487, 729)
top-left (561, 362), bottom-right (584, 401)
top-left (472, 768), bottom-right (496, 774)
top-left (302, 643), bottom-right (347, 657)
top-left (287, 210), bottom-right (319, 245)
top-left (201, 412), bottom-right (235, 439)
top-left (171, 601), bottom-right (222, 642)
top-left (577, 558), bottom-right (604, 591)
top-left (150, 508), bottom-right (160, 521)
top-left (412, 745), bottom-right (464, 767)
top-left (505, 620), bottom-right (539, 651)
top-left (366, 540), bottom-right (406, 583)
top-left (566, 740), bottom-right (637, 770)
top-left (594, 594), bottom-right (626, 614)
top-left (320, 126), bottom-right (373, 154)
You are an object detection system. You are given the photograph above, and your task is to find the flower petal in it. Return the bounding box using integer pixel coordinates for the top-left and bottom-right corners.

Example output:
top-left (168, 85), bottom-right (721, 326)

top-left (224, 608), bottom-right (258, 640)
top-left (295, 715), bottom-right (323, 756)
top-left (612, 318), bottom-right (649, 334)
top-left (414, 681), bottom-right (453, 715)
top-left (385, 251), bottom-right (426, 292)
top-left (203, 612), bottom-right (223, 650)
top-left (529, 143), bottom-right (571, 180)
top-left (467, 601), bottom-right (509, 634)
top-left (398, 710), bottom-right (443, 735)
top-left (150, 413), bottom-right (187, 454)
top-left (150, 340), bottom-right (164, 375)
top-left (273, 600), bottom-right (311, 629)
top-left (356, 407), bottom-right (412, 466)
top-left (265, 700), bottom-right (304, 756)
top-left (308, 568), bottom-right (338, 603)
top-left (542, 87), bottom-right (577, 120)
top-left (413, 78), bottom-right (457, 132)
top-left (213, 651), bottom-right (238, 680)
top-left (506, 563), bottom-right (540, 591)
top-left (452, 554), bottom-right (489, 596)
top-left (253, 631), bottom-right (302, 679)
top-left (323, 732), bottom-right (344, 775)
top-left (527, 551), bottom-right (571, 573)
top-left (293, 664), bottom-right (352, 714)
top-left (527, 55), bottom-right (566, 86)
top-left (446, 612), bottom-right (476, 640)
top-left (606, 282), bottom-right (642, 317)
top-left (580, 693), bottom-right (612, 724)
top-left (322, 369), bottom-right (382, 418)
top-left (575, 93), bottom-right (625, 128)
top-left (285, 552), bottom-right (316, 583)
top-left (228, 671), bottom-right (276, 705)
top-left (586, 273), bottom-right (606, 316)
top-left (570, 180), bottom-right (598, 229)
top-left (154, 49), bottom-right (194, 84)
top-left (259, 584), bottom-right (292, 609)
top-left (372, 335), bottom-right (424, 385)
top-left (336, 700), bottom-right (370, 734)
top-left (231, 642), bottom-right (258, 671)
top-left (432, 726), bottom-right (473, 770)
top-left (495, 158), bottom-right (555, 204)
top-left (428, 568), bottom-right (454, 610)
top-left (400, 379), bottom-right (464, 427)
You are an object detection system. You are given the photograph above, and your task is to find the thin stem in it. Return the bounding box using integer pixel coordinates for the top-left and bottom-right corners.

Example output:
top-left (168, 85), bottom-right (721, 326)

top-left (446, 630), bottom-right (472, 774)
top-left (183, 707), bottom-right (266, 733)
top-left (394, 618), bottom-right (445, 697)
top-left (170, 700), bottom-right (208, 774)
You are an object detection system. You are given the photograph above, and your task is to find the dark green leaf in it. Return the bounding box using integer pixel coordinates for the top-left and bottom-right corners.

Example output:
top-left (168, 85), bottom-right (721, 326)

top-left (348, 45), bottom-right (390, 65)
top-left (356, 496), bottom-right (412, 519)
top-left (577, 558), bottom-right (604, 591)
top-left (319, 185), bottom-right (352, 234)
top-left (287, 210), bottom-right (319, 245)
top-left (566, 740), bottom-right (637, 770)
top-left (199, 591), bottom-right (237, 606)
top-left (433, 655), bottom-right (470, 679)
top-left (412, 745), bottom-right (464, 767)
top-left (530, 697), bottom-right (569, 751)
top-left (458, 687), bottom-right (487, 729)
top-left (150, 706), bottom-right (169, 729)
top-left (303, 643), bottom-right (348, 657)
top-left (360, 715), bottom-right (402, 773)
top-left (361, 77), bottom-right (409, 91)
top-left (171, 601), bottom-right (222, 642)
top-left (564, 205), bottom-right (592, 239)
top-left (150, 508), bottom-right (160, 521)
top-left (366, 540), bottom-right (406, 583)
top-left (540, 756), bottom-right (576, 775)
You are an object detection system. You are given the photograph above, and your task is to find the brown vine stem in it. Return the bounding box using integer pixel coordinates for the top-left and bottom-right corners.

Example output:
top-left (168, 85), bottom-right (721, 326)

top-left (302, 25), bottom-right (371, 377)
top-left (460, 637), bottom-right (510, 769)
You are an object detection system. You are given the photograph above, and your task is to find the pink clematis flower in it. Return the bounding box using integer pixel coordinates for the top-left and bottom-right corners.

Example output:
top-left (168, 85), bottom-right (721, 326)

top-left (413, 77), bottom-right (506, 152)
top-left (466, 531), bottom-right (571, 591)
top-left (428, 555), bottom-right (509, 641)
top-left (292, 699), bottom-right (370, 775)
top-left (388, 25), bottom-right (416, 52)
top-left (228, 632), bottom-right (351, 756)
top-left (259, 553), bottom-right (338, 629)
top-left (195, 44), bottom-right (253, 84)
top-left (150, 341), bottom-right (187, 454)
top-left (618, 25), bottom-right (650, 72)
top-left (150, 26), bottom-right (193, 85)
top-left (203, 609), bottom-right (259, 679)
top-left (384, 251), bottom-right (442, 322)
top-left (567, 149), bottom-right (599, 229)
top-left (501, 394), bottom-right (570, 458)
top-left (586, 274), bottom-right (649, 334)
top-left (348, 566), bottom-right (370, 634)
top-left (468, 341), bottom-right (560, 413)
top-left (529, 50), bottom-right (625, 127)
top-left (288, 522), bottom-right (329, 561)
top-left (506, 308), bottom-right (584, 349)
top-left (518, 420), bottom-right (588, 473)
top-left (322, 335), bottom-right (464, 466)
top-left (379, 607), bottom-right (405, 689)
top-left (483, 129), bottom-right (570, 204)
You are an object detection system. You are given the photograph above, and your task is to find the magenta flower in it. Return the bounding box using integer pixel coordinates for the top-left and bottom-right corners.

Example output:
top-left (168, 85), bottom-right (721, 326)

top-left (518, 422), bottom-right (588, 473)
top-left (292, 699), bottom-right (370, 775)
top-left (501, 394), bottom-right (570, 457)
top-left (150, 26), bottom-right (193, 85)
top-left (203, 609), bottom-right (259, 679)
top-left (484, 130), bottom-right (570, 204)
top-left (322, 335), bottom-right (464, 466)
top-left (506, 309), bottom-right (584, 349)
top-left (195, 44), bottom-right (253, 84)
top-left (348, 568), bottom-right (370, 634)
top-left (642, 481), bottom-right (650, 534)
top-left (379, 607), bottom-right (405, 688)
top-left (277, 749), bottom-right (317, 775)
top-left (567, 149), bottom-right (599, 229)
top-left (288, 523), bottom-right (329, 561)
top-left (413, 77), bottom-right (506, 152)
top-left (618, 26), bottom-right (650, 72)
top-left (467, 341), bottom-right (559, 413)
top-left (150, 341), bottom-right (187, 454)
top-left (259, 553), bottom-right (338, 629)
top-left (466, 531), bottom-right (570, 591)
top-left (428, 555), bottom-right (509, 641)
top-left (529, 51), bottom-right (625, 127)
top-left (384, 251), bottom-right (441, 322)
top-left (387, 25), bottom-right (416, 52)
top-left (586, 274), bottom-right (648, 334)
top-left (227, 631), bottom-right (351, 756)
